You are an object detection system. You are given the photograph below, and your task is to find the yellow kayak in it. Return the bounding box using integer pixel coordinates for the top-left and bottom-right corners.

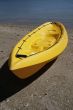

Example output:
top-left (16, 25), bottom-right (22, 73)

top-left (9, 22), bottom-right (68, 79)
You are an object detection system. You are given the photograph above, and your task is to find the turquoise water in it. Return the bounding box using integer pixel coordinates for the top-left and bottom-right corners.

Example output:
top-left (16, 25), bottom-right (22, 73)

top-left (0, 0), bottom-right (73, 26)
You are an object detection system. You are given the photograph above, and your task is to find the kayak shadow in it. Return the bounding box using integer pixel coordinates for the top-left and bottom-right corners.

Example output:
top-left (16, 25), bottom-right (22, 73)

top-left (0, 58), bottom-right (57, 102)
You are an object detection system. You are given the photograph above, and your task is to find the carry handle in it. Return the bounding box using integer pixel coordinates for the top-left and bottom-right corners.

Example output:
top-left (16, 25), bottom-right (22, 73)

top-left (16, 54), bottom-right (27, 58)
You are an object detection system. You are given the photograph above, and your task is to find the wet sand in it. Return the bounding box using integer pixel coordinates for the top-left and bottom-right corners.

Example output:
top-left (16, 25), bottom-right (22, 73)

top-left (0, 23), bottom-right (73, 110)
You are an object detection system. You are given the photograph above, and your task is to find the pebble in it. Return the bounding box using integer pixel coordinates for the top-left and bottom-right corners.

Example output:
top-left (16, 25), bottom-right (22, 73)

top-left (25, 103), bottom-right (29, 107)
top-left (6, 99), bottom-right (10, 102)
top-left (0, 50), bottom-right (3, 52)
top-left (17, 34), bottom-right (20, 36)
top-left (44, 93), bottom-right (47, 96)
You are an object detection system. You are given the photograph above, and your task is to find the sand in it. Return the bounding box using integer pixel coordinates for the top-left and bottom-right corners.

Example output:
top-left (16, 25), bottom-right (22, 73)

top-left (0, 23), bottom-right (73, 110)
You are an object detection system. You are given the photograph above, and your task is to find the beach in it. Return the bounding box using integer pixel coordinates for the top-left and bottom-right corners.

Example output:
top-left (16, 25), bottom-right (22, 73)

top-left (0, 23), bottom-right (73, 110)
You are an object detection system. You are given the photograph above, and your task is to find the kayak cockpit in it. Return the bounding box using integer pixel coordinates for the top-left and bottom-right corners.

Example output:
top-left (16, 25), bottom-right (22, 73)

top-left (16, 22), bottom-right (62, 58)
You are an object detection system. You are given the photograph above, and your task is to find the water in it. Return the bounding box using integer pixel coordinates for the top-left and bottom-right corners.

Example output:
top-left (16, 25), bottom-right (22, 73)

top-left (0, 0), bottom-right (73, 27)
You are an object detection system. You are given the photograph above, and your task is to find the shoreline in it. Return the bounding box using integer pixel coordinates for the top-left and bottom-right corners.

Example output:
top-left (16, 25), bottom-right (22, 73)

top-left (0, 21), bottom-right (73, 36)
top-left (0, 19), bottom-right (73, 27)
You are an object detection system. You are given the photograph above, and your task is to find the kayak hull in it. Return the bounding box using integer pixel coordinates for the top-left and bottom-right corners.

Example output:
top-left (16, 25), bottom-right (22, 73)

top-left (12, 61), bottom-right (48, 79)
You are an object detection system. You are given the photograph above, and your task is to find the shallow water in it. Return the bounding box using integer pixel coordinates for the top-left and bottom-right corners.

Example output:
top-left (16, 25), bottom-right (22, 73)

top-left (0, 0), bottom-right (73, 27)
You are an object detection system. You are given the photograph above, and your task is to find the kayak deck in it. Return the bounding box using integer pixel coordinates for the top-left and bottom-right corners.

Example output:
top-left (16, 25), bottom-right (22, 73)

top-left (16, 23), bottom-right (61, 58)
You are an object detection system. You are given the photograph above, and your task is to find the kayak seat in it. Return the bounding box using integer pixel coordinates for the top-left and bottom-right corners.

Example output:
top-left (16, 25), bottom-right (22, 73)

top-left (31, 32), bottom-right (60, 53)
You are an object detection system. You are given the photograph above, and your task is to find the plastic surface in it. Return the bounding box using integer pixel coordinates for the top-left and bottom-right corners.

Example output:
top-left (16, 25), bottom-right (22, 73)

top-left (9, 22), bottom-right (68, 79)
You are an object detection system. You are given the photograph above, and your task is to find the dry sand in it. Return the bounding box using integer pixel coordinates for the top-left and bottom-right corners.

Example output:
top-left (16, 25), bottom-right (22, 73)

top-left (0, 23), bottom-right (73, 110)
